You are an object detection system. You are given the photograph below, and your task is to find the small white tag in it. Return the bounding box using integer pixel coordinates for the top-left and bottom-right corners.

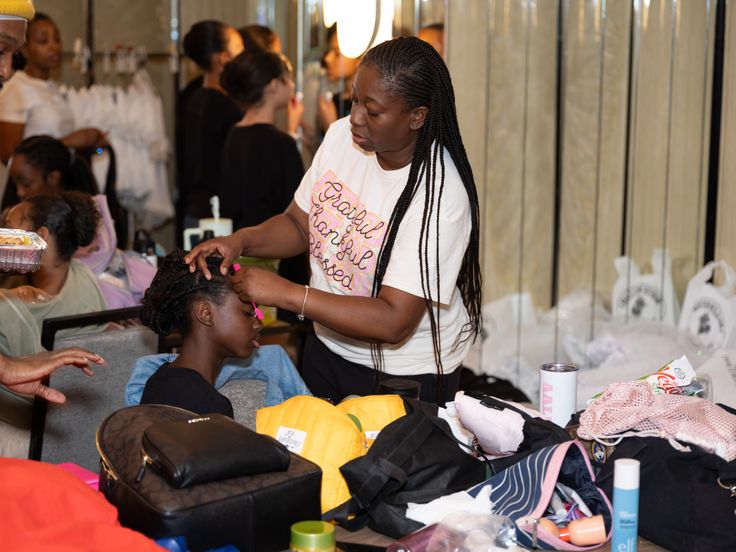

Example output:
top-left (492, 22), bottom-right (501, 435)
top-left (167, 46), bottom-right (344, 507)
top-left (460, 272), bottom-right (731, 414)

top-left (364, 430), bottom-right (380, 440)
top-left (275, 426), bottom-right (307, 454)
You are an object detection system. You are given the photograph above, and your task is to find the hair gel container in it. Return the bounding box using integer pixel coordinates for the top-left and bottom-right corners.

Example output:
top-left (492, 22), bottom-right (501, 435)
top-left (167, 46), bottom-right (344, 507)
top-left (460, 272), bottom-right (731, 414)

top-left (612, 459), bottom-right (640, 552)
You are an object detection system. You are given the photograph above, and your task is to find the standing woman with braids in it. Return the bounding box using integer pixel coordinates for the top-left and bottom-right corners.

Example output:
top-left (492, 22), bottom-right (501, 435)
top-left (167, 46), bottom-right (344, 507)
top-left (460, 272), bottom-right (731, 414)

top-left (186, 37), bottom-right (482, 405)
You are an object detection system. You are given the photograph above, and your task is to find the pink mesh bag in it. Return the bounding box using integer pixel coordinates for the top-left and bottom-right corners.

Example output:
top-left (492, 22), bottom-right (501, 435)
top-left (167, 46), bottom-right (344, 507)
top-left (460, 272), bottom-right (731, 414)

top-left (578, 381), bottom-right (736, 461)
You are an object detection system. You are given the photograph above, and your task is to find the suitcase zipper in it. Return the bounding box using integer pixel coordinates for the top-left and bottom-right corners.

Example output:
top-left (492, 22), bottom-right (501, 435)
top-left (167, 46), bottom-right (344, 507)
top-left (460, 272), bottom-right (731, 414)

top-left (96, 428), bottom-right (119, 482)
top-left (135, 451), bottom-right (154, 483)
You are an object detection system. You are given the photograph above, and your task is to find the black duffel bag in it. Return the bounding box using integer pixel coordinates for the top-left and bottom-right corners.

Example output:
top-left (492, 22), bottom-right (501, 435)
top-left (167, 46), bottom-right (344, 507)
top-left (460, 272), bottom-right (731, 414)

top-left (97, 404), bottom-right (322, 552)
top-left (597, 435), bottom-right (736, 552)
top-left (327, 399), bottom-right (488, 539)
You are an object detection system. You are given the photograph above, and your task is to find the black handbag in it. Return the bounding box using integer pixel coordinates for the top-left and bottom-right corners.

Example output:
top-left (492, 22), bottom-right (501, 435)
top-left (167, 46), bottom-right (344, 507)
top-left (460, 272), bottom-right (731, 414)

top-left (327, 399), bottom-right (488, 539)
top-left (597, 435), bottom-right (736, 552)
top-left (138, 413), bottom-right (290, 488)
top-left (97, 404), bottom-right (322, 552)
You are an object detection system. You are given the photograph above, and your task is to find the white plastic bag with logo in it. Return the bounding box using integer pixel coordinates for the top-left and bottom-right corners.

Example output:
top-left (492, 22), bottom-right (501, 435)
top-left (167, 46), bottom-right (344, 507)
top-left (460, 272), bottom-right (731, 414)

top-left (695, 350), bottom-right (736, 408)
top-left (678, 261), bottom-right (736, 352)
top-left (612, 249), bottom-right (679, 327)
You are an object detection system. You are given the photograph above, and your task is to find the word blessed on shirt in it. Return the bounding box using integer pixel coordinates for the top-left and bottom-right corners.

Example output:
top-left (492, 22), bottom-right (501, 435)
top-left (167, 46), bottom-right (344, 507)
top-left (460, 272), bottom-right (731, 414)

top-left (309, 171), bottom-right (386, 295)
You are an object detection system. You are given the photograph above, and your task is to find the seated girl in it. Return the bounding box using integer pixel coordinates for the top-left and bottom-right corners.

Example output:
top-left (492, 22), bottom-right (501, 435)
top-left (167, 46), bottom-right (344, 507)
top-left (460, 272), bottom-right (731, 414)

top-left (2, 135), bottom-right (156, 307)
top-left (139, 249), bottom-right (264, 417)
top-left (0, 192), bottom-right (106, 356)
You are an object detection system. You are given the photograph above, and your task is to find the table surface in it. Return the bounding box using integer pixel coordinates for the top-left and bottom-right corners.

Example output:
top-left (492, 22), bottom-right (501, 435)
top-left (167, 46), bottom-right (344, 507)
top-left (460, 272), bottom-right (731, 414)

top-left (336, 526), bottom-right (669, 551)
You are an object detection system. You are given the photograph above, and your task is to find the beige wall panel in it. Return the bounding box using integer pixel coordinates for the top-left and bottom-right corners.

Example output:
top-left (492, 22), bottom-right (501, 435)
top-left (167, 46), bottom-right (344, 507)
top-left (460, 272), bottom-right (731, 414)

top-left (558, 0), bottom-right (630, 313)
top-left (94, 0), bottom-right (170, 52)
top-left (716, 0), bottom-right (736, 269)
top-left (626, 0), bottom-right (712, 302)
top-left (181, 0), bottom-right (253, 33)
top-left (519, 0), bottom-right (557, 311)
top-left (480, 0), bottom-right (556, 310)
top-left (447, 0), bottom-right (489, 290)
top-left (626, 0), bottom-right (672, 270)
top-left (664, 0), bottom-right (713, 296)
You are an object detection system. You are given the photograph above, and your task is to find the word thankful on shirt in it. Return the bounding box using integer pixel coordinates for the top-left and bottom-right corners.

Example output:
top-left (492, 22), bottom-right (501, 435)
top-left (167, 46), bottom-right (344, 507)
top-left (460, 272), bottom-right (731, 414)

top-left (309, 171), bottom-right (387, 295)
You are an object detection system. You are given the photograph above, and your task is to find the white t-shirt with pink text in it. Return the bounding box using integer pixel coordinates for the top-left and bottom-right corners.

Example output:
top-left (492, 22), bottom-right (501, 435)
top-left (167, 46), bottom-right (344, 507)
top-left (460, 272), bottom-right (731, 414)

top-left (294, 117), bottom-right (472, 376)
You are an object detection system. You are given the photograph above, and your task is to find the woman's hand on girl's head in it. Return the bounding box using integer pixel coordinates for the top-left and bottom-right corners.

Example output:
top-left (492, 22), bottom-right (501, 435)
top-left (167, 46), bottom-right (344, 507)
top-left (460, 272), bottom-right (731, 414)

top-left (184, 233), bottom-right (243, 279)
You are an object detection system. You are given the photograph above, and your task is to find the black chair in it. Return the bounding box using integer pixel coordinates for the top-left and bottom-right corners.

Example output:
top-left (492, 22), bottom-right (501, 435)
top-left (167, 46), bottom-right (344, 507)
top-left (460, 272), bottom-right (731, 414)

top-left (29, 307), bottom-right (158, 468)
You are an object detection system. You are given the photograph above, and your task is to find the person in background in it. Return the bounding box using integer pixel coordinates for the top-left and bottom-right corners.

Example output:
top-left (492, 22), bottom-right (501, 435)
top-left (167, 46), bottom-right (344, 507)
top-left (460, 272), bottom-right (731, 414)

top-left (239, 24), bottom-right (281, 53)
top-left (0, 191), bottom-right (106, 356)
top-left (186, 37), bottom-right (482, 406)
top-left (0, 12), bottom-right (106, 166)
top-left (178, 20), bottom-right (243, 231)
top-left (219, 50), bottom-right (308, 311)
top-left (1, 135), bottom-right (156, 307)
top-left (2, 134), bottom-right (97, 208)
top-left (318, 24), bottom-right (360, 133)
top-left (0, 0), bottom-right (103, 396)
top-left (139, 250), bottom-right (263, 417)
top-left (418, 23), bottom-right (444, 58)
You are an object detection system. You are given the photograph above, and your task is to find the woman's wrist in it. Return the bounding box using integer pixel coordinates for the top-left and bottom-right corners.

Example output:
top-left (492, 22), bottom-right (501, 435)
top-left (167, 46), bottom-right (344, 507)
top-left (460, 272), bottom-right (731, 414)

top-left (233, 228), bottom-right (251, 256)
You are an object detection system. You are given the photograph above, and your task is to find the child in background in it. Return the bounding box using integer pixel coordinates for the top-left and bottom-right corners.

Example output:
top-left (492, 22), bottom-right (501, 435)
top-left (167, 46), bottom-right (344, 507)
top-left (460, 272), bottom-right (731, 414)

top-left (139, 249), bottom-right (263, 417)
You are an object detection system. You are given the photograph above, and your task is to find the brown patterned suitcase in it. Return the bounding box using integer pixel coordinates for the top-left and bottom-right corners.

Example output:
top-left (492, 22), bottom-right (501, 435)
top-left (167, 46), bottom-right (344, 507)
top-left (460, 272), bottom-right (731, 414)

top-left (96, 404), bottom-right (322, 552)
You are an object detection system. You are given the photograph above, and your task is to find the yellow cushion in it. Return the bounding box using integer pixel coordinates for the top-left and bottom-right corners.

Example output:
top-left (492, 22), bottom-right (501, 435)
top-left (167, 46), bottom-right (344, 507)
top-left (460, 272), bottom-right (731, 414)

top-left (336, 394), bottom-right (406, 448)
top-left (256, 396), bottom-right (367, 513)
top-left (0, 0), bottom-right (34, 20)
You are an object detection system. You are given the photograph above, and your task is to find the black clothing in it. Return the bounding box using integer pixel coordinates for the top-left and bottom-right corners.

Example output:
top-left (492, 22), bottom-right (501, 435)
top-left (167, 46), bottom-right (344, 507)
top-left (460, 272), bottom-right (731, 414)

top-left (219, 124), bottom-right (309, 307)
top-left (219, 124), bottom-right (303, 229)
top-left (140, 362), bottom-right (234, 418)
top-left (300, 331), bottom-right (462, 406)
top-left (180, 87), bottom-right (242, 220)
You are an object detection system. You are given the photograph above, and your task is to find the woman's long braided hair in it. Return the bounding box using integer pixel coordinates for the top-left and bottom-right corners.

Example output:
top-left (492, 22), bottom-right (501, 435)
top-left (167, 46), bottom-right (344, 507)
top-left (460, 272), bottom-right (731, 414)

top-left (141, 249), bottom-right (231, 337)
top-left (364, 37), bottom-right (482, 375)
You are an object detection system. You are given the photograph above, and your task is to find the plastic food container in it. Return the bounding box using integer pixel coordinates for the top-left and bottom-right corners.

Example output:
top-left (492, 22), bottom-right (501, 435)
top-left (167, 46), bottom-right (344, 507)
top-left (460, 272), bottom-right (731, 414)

top-left (0, 228), bottom-right (47, 273)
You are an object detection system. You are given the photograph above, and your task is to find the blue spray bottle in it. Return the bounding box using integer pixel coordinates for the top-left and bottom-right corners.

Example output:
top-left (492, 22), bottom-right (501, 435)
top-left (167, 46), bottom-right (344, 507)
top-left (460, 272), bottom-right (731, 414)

top-left (611, 458), bottom-right (640, 552)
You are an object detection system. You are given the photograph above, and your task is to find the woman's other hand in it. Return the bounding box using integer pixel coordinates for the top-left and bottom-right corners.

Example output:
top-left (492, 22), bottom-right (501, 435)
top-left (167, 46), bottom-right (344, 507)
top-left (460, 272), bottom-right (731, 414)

top-left (184, 233), bottom-right (244, 279)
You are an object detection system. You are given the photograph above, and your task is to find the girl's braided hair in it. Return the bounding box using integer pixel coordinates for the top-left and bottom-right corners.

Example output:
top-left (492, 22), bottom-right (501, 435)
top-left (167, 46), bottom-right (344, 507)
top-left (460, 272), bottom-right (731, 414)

top-left (362, 37), bottom-right (482, 375)
top-left (23, 191), bottom-right (98, 261)
top-left (141, 249), bottom-right (231, 337)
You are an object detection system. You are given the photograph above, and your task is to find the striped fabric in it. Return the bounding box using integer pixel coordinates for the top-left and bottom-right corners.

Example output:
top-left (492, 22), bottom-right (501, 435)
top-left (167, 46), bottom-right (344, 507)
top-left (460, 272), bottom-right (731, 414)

top-left (468, 441), bottom-right (612, 550)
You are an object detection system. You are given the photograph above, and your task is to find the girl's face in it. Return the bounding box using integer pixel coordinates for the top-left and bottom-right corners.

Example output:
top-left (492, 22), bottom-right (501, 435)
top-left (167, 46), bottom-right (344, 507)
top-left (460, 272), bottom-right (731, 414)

top-left (212, 291), bottom-right (262, 359)
top-left (324, 33), bottom-right (359, 82)
top-left (24, 19), bottom-right (62, 71)
top-left (10, 154), bottom-right (60, 201)
top-left (349, 64), bottom-right (425, 161)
